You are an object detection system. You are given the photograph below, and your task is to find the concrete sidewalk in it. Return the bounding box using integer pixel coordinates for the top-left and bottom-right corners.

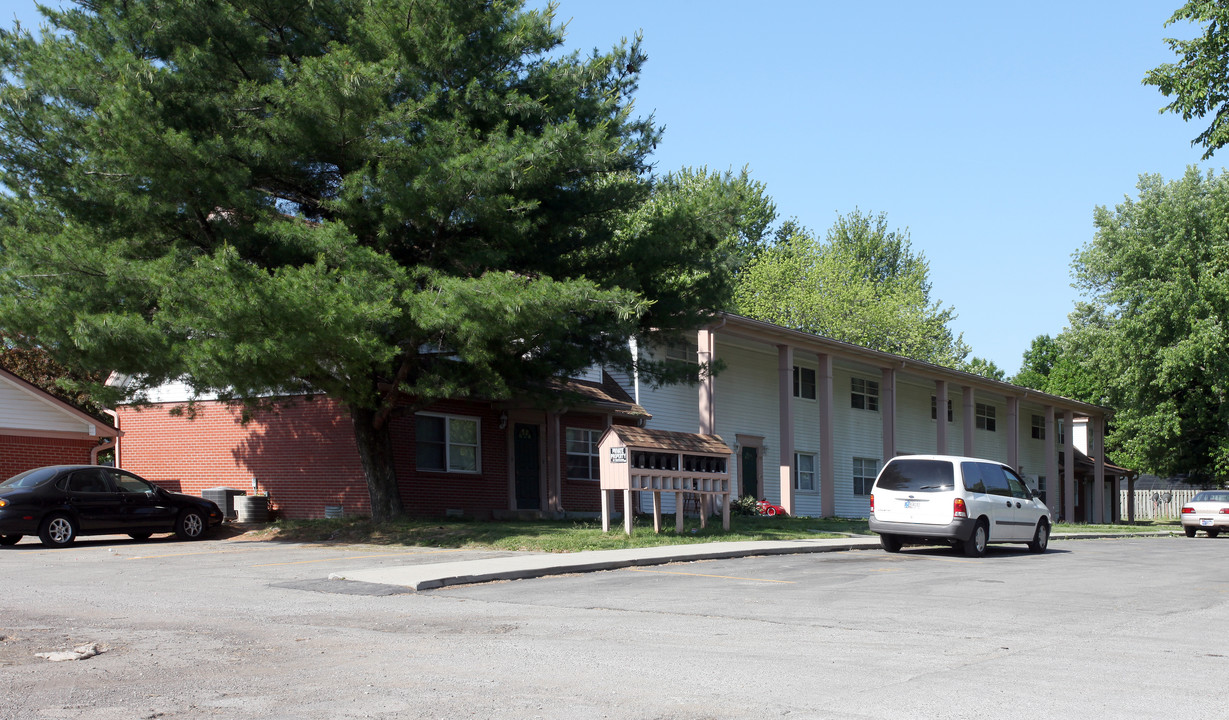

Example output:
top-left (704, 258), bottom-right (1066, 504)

top-left (328, 531), bottom-right (1174, 591)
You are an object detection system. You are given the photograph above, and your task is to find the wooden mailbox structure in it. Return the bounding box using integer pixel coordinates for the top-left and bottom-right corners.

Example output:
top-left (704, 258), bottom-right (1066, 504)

top-left (598, 426), bottom-right (733, 535)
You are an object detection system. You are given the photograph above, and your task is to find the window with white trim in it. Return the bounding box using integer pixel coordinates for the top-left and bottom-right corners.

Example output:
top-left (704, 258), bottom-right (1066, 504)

top-left (1031, 414), bottom-right (1045, 440)
top-left (976, 403), bottom-right (996, 432)
top-left (794, 453), bottom-right (816, 492)
top-left (931, 396), bottom-right (953, 422)
top-left (851, 377), bottom-right (879, 411)
top-left (565, 428), bottom-right (602, 480)
top-left (793, 366), bottom-right (816, 400)
top-left (416, 414), bottom-right (480, 472)
top-left (665, 342), bottom-right (698, 364)
top-left (853, 457), bottom-right (878, 496)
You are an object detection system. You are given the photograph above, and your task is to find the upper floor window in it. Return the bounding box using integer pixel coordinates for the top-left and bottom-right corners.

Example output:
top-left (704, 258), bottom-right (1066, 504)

top-left (851, 377), bottom-right (879, 411)
top-left (1031, 414), bottom-right (1045, 440)
top-left (416, 414), bottom-right (480, 472)
top-left (793, 366), bottom-right (816, 400)
top-left (976, 403), bottom-right (996, 432)
top-left (565, 428), bottom-right (602, 480)
top-left (665, 342), bottom-right (698, 364)
top-left (931, 396), bottom-right (953, 422)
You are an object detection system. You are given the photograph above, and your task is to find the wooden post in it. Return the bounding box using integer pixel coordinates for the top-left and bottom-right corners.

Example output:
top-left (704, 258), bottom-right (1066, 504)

top-left (652, 491), bottom-right (662, 533)
top-left (601, 489), bottom-right (610, 533)
top-left (675, 491), bottom-right (684, 533)
top-left (623, 488), bottom-right (633, 535)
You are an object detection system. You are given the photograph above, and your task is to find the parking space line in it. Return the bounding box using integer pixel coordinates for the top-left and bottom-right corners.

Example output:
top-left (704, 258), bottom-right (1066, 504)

top-left (626, 567), bottom-right (795, 584)
top-left (250, 548), bottom-right (468, 567)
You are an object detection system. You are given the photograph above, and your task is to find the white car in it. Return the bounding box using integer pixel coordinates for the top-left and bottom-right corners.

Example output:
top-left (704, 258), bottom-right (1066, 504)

top-left (868, 455), bottom-right (1053, 557)
top-left (1180, 491), bottom-right (1229, 538)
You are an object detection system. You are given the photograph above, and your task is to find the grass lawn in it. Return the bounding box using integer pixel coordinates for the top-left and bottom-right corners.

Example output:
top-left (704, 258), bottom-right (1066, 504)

top-left (255, 514), bottom-right (1177, 553)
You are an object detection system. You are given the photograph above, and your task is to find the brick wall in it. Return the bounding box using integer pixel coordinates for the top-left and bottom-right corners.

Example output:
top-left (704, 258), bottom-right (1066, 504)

top-left (0, 434), bottom-right (98, 479)
top-left (391, 400), bottom-right (509, 519)
top-left (116, 397), bottom-right (371, 519)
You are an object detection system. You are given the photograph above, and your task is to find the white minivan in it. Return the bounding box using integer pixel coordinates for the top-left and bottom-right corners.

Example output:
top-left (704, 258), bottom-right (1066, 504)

top-left (868, 455), bottom-right (1052, 557)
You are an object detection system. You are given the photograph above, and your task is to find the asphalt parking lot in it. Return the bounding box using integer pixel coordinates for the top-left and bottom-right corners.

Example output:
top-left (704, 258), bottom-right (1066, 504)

top-left (1, 533), bottom-right (1226, 719)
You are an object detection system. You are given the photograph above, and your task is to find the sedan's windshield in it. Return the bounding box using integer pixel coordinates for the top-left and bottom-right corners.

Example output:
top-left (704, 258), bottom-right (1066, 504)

top-left (0, 467), bottom-right (59, 489)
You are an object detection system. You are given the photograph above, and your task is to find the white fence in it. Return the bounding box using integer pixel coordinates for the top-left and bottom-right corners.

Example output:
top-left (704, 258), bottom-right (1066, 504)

top-left (1120, 489), bottom-right (1198, 520)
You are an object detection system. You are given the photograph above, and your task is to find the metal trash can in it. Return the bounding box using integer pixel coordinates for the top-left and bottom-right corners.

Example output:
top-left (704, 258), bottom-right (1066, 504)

top-left (235, 494), bottom-right (270, 523)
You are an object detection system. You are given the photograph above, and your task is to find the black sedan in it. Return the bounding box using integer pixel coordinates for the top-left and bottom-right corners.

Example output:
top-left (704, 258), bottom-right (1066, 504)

top-left (0, 465), bottom-right (223, 547)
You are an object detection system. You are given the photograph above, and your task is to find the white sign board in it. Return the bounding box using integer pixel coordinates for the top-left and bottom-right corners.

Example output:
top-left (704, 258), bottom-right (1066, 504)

top-left (609, 447), bottom-right (628, 464)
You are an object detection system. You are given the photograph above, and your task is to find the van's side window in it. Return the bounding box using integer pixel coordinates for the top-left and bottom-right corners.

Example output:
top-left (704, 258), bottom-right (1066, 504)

top-left (1004, 468), bottom-right (1031, 499)
top-left (960, 462), bottom-right (986, 493)
top-left (978, 463), bottom-right (1012, 497)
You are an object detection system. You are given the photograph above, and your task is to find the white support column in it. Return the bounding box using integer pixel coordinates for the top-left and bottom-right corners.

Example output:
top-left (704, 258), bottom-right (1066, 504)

top-left (818, 353), bottom-right (835, 518)
top-left (778, 344), bottom-right (795, 515)
top-left (1045, 405), bottom-right (1058, 517)
top-left (935, 380), bottom-right (948, 454)
top-left (1064, 410), bottom-right (1076, 524)
top-left (1006, 396), bottom-right (1019, 472)
top-left (881, 367), bottom-right (896, 463)
top-left (963, 386), bottom-right (976, 456)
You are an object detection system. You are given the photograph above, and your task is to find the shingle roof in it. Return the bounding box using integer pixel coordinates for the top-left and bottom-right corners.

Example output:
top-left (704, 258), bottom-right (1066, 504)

top-left (604, 426), bottom-right (729, 454)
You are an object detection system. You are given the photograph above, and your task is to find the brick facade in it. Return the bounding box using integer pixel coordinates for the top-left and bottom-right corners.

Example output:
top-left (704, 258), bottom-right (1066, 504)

top-left (115, 396), bottom-right (626, 520)
top-left (0, 434), bottom-right (98, 479)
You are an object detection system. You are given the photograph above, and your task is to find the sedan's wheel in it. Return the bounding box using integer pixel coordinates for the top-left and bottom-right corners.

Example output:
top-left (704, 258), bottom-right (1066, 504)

top-left (0, 534), bottom-right (21, 546)
top-left (1208, 529), bottom-right (1220, 538)
top-left (1185, 526), bottom-right (1198, 538)
top-left (1028, 521), bottom-right (1050, 553)
top-left (963, 521), bottom-right (988, 558)
top-left (175, 510), bottom-right (206, 540)
top-left (38, 514), bottom-right (77, 548)
top-left (879, 534), bottom-right (903, 553)
top-left (128, 533), bottom-right (152, 541)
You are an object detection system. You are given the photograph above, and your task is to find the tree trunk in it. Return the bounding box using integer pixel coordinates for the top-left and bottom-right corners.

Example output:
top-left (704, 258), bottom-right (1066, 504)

top-left (350, 405), bottom-right (406, 522)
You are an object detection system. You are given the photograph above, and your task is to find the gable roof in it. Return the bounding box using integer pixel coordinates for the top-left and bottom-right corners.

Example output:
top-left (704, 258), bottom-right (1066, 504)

top-left (602, 426), bottom-right (729, 455)
top-left (0, 368), bottom-right (119, 439)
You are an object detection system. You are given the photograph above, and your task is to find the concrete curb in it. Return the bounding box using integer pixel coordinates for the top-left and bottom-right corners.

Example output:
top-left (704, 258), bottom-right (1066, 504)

top-left (327, 531), bottom-right (1174, 591)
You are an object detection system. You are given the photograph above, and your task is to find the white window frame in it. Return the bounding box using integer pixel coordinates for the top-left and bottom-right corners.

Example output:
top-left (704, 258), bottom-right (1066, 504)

top-left (565, 428), bottom-right (602, 481)
top-left (1031, 414), bottom-right (1045, 440)
top-left (851, 377), bottom-right (879, 412)
top-left (793, 366), bottom-right (816, 400)
top-left (794, 452), bottom-right (817, 493)
top-left (415, 413), bottom-right (481, 473)
top-left (665, 342), bottom-right (698, 364)
top-left (852, 457), bottom-right (878, 496)
top-left (976, 403), bottom-right (996, 432)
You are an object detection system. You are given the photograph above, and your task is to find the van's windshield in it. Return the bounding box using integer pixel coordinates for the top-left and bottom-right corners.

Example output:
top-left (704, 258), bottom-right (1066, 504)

top-left (874, 459), bottom-right (955, 492)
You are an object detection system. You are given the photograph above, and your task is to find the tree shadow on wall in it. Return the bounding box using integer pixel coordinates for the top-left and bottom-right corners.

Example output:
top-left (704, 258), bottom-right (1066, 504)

top-left (229, 399), bottom-right (371, 517)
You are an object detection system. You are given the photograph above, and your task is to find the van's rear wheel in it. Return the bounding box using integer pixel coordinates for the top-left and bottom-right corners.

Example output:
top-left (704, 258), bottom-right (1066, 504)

top-left (879, 534), bottom-right (902, 553)
top-left (963, 521), bottom-right (988, 558)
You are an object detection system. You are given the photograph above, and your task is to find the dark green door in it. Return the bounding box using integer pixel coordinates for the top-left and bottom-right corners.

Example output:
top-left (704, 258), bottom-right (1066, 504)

top-left (741, 446), bottom-right (758, 499)
top-left (514, 423), bottom-right (541, 510)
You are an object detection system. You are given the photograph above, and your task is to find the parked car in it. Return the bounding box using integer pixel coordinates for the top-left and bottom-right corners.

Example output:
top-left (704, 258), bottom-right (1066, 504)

top-left (1180, 491), bottom-right (1229, 538)
top-left (868, 455), bottom-right (1052, 557)
top-left (0, 465), bottom-right (223, 548)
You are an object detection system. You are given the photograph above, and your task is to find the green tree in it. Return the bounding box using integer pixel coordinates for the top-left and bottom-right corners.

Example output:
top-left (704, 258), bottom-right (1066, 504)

top-left (1071, 167), bottom-right (1229, 483)
top-left (1010, 332), bottom-right (1103, 404)
top-left (0, 0), bottom-right (762, 519)
top-left (733, 210), bottom-right (970, 366)
top-left (0, 333), bottom-right (109, 417)
top-left (1144, 0), bottom-right (1229, 159)
top-left (961, 356), bottom-right (1005, 382)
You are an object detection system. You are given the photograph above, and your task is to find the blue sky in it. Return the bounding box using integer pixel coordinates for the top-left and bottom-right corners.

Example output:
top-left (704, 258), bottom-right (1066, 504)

top-left (1, 1), bottom-right (1211, 374)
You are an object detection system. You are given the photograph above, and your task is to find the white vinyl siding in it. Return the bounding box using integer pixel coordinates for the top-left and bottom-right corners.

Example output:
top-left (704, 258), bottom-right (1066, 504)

top-left (0, 377), bottom-right (97, 435)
